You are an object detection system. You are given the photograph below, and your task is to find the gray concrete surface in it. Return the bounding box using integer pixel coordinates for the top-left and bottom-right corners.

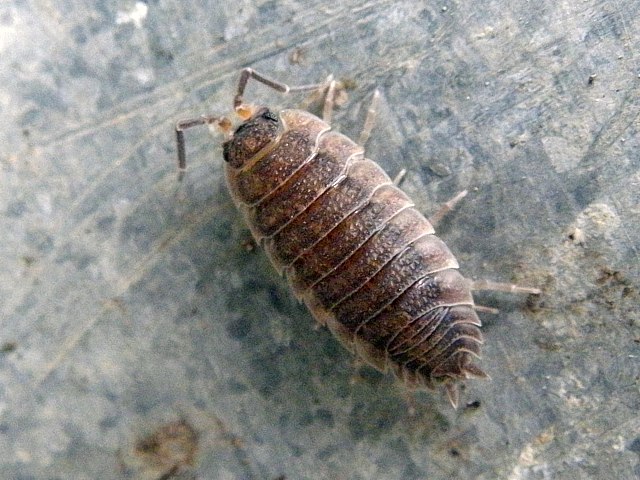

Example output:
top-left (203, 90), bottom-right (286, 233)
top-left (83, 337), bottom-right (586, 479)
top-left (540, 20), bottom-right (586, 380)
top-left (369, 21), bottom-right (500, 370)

top-left (1, 1), bottom-right (638, 479)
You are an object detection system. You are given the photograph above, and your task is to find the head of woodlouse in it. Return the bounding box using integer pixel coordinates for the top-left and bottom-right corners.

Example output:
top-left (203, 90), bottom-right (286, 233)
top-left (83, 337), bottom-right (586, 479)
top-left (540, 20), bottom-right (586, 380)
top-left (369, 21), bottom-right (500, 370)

top-left (222, 108), bottom-right (280, 168)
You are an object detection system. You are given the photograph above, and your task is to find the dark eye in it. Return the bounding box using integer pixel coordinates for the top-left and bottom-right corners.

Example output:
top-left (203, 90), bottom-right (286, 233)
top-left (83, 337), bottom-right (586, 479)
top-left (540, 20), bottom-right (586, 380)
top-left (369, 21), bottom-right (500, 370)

top-left (233, 109), bottom-right (278, 136)
top-left (233, 121), bottom-right (250, 135)
top-left (260, 109), bottom-right (279, 122)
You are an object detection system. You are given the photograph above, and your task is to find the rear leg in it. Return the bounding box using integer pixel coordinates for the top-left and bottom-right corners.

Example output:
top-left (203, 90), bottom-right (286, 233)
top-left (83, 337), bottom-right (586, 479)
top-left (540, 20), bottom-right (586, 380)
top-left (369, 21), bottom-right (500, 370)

top-left (470, 279), bottom-right (541, 296)
top-left (425, 190), bottom-right (541, 305)
top-left (469, 279), bottom-right (540, 316)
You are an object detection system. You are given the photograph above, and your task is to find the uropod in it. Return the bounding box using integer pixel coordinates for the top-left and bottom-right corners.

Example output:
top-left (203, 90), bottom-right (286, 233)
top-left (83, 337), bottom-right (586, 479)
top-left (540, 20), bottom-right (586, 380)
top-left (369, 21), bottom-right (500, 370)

top-left (176, 68), bottom-right (540, 407)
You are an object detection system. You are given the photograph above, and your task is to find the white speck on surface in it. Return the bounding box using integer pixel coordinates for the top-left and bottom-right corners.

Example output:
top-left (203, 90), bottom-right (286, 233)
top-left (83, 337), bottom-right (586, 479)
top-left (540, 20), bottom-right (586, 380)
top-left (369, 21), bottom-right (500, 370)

top-left (0, 16), bottom-right (18, 52)
top-left (36, 193), bottom-right (52, 216)
top-left (115, 1), bottom-right (148, 28)
top-left (15, 449), bottom-right (32, 463)
top-left (133, 68), bottom-right (154, 85)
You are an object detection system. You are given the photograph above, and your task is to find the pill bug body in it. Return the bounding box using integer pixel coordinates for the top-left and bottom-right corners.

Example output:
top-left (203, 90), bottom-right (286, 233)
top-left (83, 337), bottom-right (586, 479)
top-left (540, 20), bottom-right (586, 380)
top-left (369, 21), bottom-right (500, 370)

top-left (222, 106), bottom-right (486, 398)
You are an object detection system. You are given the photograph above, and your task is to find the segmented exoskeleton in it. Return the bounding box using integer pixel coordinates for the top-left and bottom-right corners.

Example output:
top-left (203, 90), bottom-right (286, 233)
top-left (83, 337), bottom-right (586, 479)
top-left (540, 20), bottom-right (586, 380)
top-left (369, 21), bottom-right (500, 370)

top-left (176, 68), bottom-right (540, 407)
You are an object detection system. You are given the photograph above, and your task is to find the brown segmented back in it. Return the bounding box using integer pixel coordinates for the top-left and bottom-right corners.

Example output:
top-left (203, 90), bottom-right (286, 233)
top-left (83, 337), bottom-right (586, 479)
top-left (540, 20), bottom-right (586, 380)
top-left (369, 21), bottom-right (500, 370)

top-left (222, 107), bottom-right (485, 402)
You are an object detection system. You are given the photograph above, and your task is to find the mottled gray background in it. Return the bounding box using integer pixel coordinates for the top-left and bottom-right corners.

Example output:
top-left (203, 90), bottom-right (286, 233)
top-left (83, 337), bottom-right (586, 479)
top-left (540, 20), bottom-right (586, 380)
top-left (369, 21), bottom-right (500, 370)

top-left (1, 1), bottom-right (638, 479)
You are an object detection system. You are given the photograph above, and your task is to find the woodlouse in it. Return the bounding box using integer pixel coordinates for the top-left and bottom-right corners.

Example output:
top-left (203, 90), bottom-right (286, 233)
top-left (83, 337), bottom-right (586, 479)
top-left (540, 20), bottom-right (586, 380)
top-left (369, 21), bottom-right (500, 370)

top-left (176, 68), bottom-right (540, 407)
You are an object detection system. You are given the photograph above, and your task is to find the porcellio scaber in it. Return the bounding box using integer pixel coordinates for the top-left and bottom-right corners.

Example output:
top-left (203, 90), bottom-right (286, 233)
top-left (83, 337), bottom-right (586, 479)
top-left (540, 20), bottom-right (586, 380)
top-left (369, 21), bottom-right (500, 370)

top-left (176, 68), bottom-right (540, 407)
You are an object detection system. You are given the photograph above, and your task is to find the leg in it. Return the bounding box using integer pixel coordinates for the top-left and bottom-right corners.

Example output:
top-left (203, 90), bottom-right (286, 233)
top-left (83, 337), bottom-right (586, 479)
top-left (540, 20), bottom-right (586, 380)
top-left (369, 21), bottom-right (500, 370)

top-left (473, 305), bottom-right (499, 314)
top-left (321, 75), bottom-right (338, 124)
top-left (358, 89), bottom-right (381, 146)
top-left (234, 67), bottom-right (329, 110)
top-left (298, 73), bottom-right (345, 123)
top-left (392, 169), bottom-right (407, 186)
top-left (357, 89), bottom-right (412, 186)
top-left (469, 279), bottom-right (540, 315)
top-left (445, 383), bottom-right (460, 409)
top-left (175, 115), bottom-right (232, 178)
top-left (428, 191), bottom-right (540, 296)
top-left (470, 279), bottom-right (541, 295)
top-left (429, 190), bottom-right (468, 228)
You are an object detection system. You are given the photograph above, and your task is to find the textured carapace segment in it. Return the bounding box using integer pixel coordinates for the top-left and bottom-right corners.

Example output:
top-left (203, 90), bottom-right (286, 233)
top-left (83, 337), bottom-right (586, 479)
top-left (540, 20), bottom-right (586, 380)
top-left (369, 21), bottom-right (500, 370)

top-left (224, 107), bottom-right (486, 398)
